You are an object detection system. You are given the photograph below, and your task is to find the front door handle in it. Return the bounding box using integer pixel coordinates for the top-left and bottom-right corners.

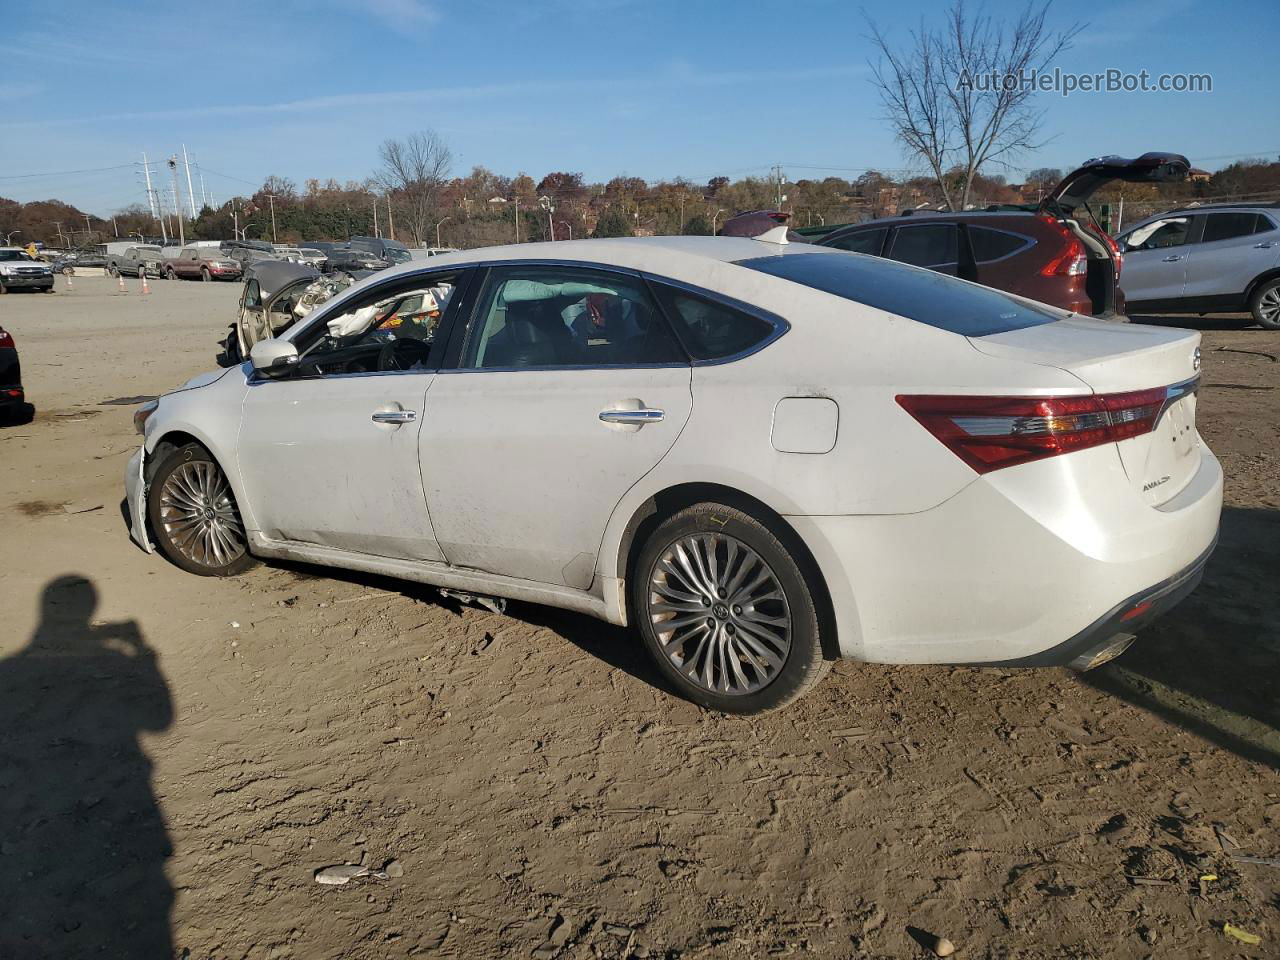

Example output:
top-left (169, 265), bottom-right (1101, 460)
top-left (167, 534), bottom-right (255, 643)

top-left (1162, 255), bottom-right (1184, 262)
top-left (1254, 242), bottom-right (1275, 249)
top-left (599, 408), bottom-right (664, 425)
top-left (372, 410), bottom-right (417, 424)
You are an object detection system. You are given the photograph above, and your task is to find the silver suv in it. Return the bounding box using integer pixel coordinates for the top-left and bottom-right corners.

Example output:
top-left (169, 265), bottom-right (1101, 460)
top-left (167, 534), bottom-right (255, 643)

top-left (1117, 203), bottom-right (1280, 329)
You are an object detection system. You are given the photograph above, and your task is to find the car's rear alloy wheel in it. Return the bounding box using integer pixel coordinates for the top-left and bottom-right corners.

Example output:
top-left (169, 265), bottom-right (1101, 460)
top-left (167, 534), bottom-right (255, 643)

top-left (147, 443), bottom-right (255, 576)
top-left (1250, 278), bottom-right (1280, 330)
top-left (633, 502), bottom-right (830, 713)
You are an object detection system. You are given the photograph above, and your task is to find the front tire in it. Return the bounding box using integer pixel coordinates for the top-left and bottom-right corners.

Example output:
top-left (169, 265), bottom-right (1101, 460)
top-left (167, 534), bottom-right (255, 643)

top-left (1249, 278), bottom-right (1280, 330)
top-left (201, 268), bottom-right (211, 282)
top-left (147, 443), bottom-right (255, 577)
top-left (631, 502), bottom-right (830, 714)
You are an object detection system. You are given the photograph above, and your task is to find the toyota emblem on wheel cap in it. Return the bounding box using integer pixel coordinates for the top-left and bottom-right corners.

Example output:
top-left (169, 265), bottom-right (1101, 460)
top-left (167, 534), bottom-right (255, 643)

top-left (1193, 346), bottom-right (1201, 372)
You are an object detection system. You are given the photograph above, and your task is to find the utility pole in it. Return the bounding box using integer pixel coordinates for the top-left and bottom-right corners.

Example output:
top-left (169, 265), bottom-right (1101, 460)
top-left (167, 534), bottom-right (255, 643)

top-left (142, 152), bottom-right (159, 219)
top-left (82, 214), bottom-right (93, 244)
top-left (679, 194), bottom-right (686, 233)
top-left (386, 196), bottom-right (395, 241)
top-left (232, 201), bottom-right (240, 241)
top-left (199, 168), bottom-right (209, 210)
top-left (514, 199), bottom-right (520, 242)
top-left (773, 164), bottom-right (786, 209)
top-left (265, 194), bottom-right (278, 243)
top-left (182, 144), bottom-right (198, 217)
top-left (373, 200), bottom-right (380, 238)
top-left (167, 156), bottom-right (185, 246)
top-left (53, 221), bottom-right (66, 248)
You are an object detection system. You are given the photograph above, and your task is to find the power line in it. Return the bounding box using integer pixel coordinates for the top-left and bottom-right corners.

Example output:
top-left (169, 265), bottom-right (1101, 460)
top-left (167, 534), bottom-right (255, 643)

top-left (0, 163), bottom-right (138, 181)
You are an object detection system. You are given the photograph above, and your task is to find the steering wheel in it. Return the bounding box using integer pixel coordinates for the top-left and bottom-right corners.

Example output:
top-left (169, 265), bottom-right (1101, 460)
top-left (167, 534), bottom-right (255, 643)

top-left (377, 338), bottom-right (433, 372)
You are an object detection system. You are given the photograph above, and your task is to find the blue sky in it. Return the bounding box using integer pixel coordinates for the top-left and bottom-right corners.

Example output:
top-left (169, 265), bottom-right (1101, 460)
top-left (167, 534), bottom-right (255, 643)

top-left (1, 0), bottom-right (1275, 214)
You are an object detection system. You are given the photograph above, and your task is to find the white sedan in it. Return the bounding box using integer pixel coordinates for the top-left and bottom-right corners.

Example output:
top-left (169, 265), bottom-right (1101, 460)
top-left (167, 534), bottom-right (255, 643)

top-left (125, 235), bottom-right (1221, 713)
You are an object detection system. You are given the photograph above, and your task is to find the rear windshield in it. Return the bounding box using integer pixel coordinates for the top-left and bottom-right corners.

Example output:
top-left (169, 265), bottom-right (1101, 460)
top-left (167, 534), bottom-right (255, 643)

top-left (735, 252), bottom-right (1058, 336)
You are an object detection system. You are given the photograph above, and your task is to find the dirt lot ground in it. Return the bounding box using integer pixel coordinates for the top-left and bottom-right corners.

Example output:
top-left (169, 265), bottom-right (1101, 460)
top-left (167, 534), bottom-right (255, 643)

top-left (0, 276), bottom-right (1276, 960)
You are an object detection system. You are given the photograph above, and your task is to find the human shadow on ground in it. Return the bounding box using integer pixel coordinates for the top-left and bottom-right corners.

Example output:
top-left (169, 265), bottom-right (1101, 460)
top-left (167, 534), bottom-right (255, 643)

top-left (0, 575), bottom-right (175, 959)
top-left (1080, 506), bottom-right (1280, 769)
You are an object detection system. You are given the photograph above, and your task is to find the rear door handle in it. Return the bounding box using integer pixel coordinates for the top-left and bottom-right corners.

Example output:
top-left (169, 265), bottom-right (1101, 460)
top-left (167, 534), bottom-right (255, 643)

top-left (372, 410), bottom-right (417, 424)
top-left (1162, 255), bottom-right (1184, 262)
top-left (599, 408), bottom-right (664, 425)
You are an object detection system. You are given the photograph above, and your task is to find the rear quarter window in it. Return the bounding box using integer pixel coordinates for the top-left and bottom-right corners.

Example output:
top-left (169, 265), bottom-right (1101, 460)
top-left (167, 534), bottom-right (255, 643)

top-left (735, 252), bottom-right (1058, 336)
top-left (826, 227), bottom-right (886, 255)
top-left (968, 227), bottom-right (1028, 262)
top-left (649, 282), bottom-right (780, 361)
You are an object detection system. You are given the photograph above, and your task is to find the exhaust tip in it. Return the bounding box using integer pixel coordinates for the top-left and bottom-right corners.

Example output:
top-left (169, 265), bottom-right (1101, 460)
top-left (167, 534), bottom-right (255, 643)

top-left (1070, 633), bottom-right (1137, 672)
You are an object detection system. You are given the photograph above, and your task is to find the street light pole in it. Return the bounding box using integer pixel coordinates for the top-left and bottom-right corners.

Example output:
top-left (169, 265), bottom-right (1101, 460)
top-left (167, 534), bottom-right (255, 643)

top-left (435, 216), bottom-right (452, 248)
top-left (711, 208), bottom-right (726, 235)
top-left (4, 230), bottom-right (20, 244)
top-left (558, 220), bottom-right (572, 240)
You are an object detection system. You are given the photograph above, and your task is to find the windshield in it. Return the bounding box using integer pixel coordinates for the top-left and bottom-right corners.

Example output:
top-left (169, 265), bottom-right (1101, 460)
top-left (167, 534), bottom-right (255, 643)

top-left (0, 250), bottom-right (35, 262)
top-left (137, 246), bottom-right (162, 258)
top-left (385, 246), bottom-right (411, 263)
top-left (736, 252), bottom-right (1059, 336)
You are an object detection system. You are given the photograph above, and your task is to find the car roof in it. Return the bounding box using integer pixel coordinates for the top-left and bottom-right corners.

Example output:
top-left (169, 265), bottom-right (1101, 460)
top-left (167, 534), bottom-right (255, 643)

top-left (1122, 204), bottom-right (1280, 230)
top-left (356, 236), bottom-right (847, 285)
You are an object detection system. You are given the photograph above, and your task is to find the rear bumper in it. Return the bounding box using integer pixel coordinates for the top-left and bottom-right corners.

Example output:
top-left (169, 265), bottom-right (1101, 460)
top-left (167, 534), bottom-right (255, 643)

top-left (788, 443), bottom-right (1223, 664)
top-left (981, 535), bottom-right (1215, 668)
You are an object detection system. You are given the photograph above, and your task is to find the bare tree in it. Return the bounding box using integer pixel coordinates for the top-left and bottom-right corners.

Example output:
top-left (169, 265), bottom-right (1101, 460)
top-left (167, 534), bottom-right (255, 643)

top-left (376, 130), bottom-right (452, 245)
top-left (867, 2), bottom-right (1081, 211)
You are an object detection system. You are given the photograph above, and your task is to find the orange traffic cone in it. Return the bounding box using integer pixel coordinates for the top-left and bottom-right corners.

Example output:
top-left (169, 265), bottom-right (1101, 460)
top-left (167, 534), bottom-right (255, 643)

top-left (141, 273), bottom-right (151, 295)
top-left (117, 272), bottom-right (127, 294)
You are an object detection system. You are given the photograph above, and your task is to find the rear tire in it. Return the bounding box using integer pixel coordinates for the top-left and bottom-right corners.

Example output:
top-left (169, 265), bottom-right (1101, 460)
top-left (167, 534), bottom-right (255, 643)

top-left (1249, 278), bottom-right (1280, 330)
top-left (147, 443), bottom-right (256, 577)
top-left (631, 502), bottom-right (831, 714)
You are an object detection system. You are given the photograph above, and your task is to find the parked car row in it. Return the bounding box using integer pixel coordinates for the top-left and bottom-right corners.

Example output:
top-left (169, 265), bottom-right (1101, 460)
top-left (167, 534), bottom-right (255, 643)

top-left (723, 154), bottom-right (1280, 331)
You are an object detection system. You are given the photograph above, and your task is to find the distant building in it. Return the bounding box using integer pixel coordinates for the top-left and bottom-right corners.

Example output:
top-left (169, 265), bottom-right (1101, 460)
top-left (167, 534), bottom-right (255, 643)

top-left (1187, 168), bottom-right (1212, 183)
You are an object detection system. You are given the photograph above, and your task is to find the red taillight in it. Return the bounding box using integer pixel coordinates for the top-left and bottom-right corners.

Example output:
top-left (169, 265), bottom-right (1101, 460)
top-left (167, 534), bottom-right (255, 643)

top-left (0, 330), bottom-right (13, 349)
top-left (896, 387), bottom-right (1168, 474)
top-left (1039, 217), bottom-right (1087, 277)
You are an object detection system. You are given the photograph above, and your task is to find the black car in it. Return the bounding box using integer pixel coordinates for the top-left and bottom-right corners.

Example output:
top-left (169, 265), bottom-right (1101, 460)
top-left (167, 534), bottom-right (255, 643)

top-left (0, 323), bottom-right (25, 420)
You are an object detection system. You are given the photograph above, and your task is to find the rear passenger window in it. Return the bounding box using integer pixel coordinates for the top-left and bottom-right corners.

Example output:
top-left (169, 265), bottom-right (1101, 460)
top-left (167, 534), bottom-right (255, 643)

top-left (462, 267), bottom-right (684, 369)
top-left (828, 228), bottom-right (886, 255)
top-left (1201, 212), bottom-right (1262, 243)
top-left (968, 227), bottom-right (1026, 263)
top-left (889, 225), bottom-right (958, 268)
top-left (651, 284), bottom-right (778, 361)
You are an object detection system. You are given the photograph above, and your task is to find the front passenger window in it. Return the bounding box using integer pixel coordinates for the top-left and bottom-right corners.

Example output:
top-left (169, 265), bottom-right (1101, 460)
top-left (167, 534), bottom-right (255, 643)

top-left (297, 274), bottom-right (460, 376)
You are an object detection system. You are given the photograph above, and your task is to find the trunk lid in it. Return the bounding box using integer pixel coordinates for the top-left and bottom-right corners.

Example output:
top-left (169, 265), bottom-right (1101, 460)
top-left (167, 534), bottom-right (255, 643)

top-left (1038, 152), bottom-right (1190, 216)
top-left (969, 319), bottom-right (1203, 505)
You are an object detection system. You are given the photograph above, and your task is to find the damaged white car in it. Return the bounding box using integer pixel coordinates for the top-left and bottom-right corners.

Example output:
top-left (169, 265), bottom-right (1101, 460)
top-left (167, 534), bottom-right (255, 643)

top-left (127, 236), bottom-right (1220, 713)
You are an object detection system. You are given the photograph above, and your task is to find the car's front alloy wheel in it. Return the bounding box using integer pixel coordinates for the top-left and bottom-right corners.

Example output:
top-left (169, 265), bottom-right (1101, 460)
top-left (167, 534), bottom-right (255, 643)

top-left (147, 443), bottom-right (255, 576)
top-left (633, 502), bottom-right (830, 714)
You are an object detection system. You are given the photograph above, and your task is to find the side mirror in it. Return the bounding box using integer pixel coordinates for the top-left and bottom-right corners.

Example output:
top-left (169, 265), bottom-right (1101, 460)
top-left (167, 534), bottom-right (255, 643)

top-left (249, 338), bottom-right (299, 377)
